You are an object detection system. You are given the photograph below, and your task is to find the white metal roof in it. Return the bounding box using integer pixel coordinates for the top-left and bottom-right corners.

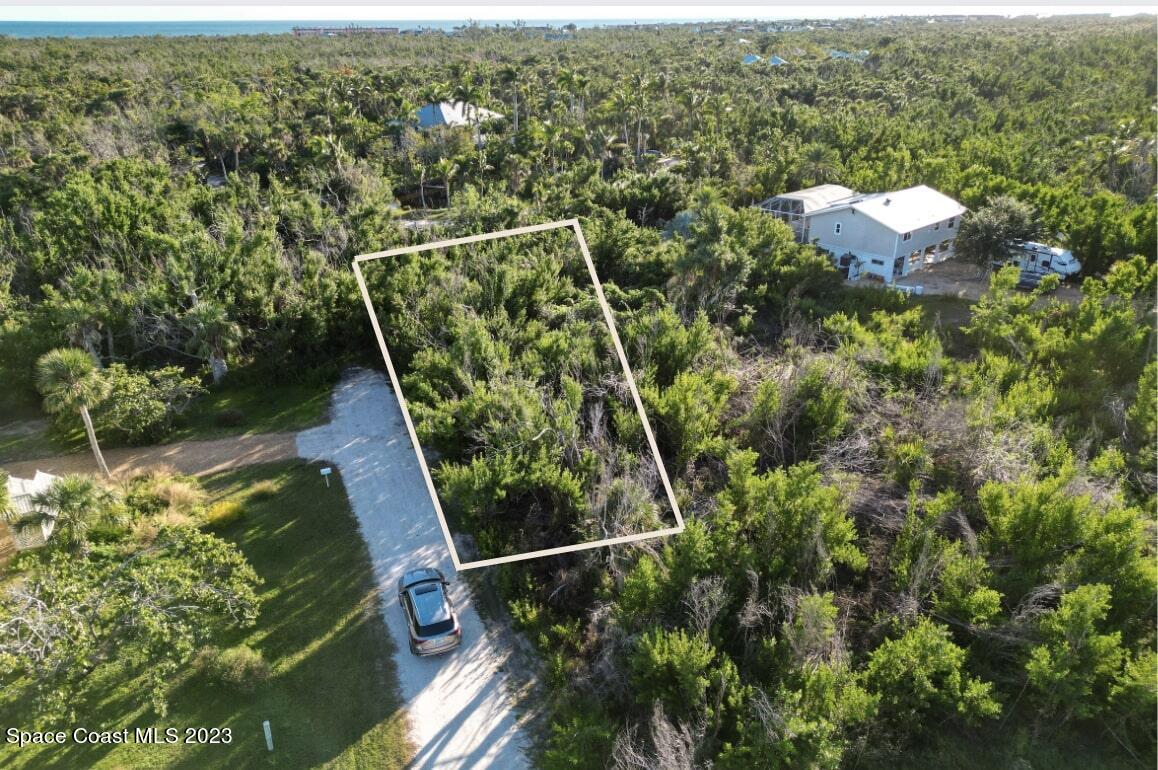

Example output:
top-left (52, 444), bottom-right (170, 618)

top-left (770, 184), bottom-right (856, 213)
top-left (835, 185), bottom-right (966, 234)
top-left (4, 471), bottom-right (58, 549)
top-left (416, 101), bottom-right (503, 129)
top-left (6, 470), bottom-right (57, 517)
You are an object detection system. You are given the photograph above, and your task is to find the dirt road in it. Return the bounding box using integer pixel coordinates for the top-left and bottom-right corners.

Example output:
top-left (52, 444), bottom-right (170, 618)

top-left (296, 369), bottom-right (530, 770)
top-left (892, 259), bottom-right (1083, 303)
top-left (0, 432), bottom-right (299, 480)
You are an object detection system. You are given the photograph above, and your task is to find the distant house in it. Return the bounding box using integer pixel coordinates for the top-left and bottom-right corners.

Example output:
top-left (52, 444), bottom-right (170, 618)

top-left (642, 149), bottom-right (682, 171)
top-left (828, 49), bottom-right (870, 62)
top-left (292, 25), bottom-right (398, 37)
top-left (742, 53), bottom-right (763, 65)
top-left (759, 184), bottom-right (966, 282)
top-left (3, 471), bottom-right (58, 551)
top-left (768, 55), bottom-right (789, 66)
top-left (416, 102), bottom-right (504, 130)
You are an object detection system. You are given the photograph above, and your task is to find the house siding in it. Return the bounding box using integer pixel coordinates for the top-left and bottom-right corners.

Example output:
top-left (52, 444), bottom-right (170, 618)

top-left (809, 209), bottom-right (958, 281)
top-left (809, 209), bottom-right (898, 258)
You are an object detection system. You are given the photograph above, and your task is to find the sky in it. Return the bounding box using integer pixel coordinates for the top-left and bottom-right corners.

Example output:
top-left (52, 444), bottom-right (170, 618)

top-left (0, 3), bottom-right (1152, 22)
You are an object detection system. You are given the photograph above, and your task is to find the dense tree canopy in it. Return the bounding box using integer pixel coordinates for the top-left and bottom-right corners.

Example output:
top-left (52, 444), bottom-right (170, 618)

top-left (0, 14), bottom-right (1154, 769)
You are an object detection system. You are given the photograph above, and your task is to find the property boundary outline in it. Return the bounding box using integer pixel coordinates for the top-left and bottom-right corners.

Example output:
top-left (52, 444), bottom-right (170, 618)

top-left (351, 219), bottom-right (686, 570)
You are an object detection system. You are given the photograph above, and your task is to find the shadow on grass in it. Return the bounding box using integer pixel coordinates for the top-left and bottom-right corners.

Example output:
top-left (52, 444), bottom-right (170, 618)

top-left (0, 460), bottom-right (410, 770)
top-left (169, 379), bottom-right (335, 443)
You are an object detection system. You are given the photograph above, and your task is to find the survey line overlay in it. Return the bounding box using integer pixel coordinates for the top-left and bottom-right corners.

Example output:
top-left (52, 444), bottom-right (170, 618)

top-left (351, 219), bottom-right (685, 570)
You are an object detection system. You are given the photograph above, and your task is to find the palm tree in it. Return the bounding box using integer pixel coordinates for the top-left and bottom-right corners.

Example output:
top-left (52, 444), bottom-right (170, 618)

top-left (679, 90), bottom-right (706, 133)
top-left (387, 92), bottom-right (418, 128)
top-left (452, 80), bottom-right (487, 142)
top-left (420, 81), bottom-right (452, 107)
top-left (183, 301), bottom-right (241, 385)
top-left (629, 72), bottom-right (652, 159)
top-left (502, 153), bottom-right (531, 195)
top-left (35, 348), bottom-right (111, 478)
top-left (609, 86), bottom-right (634, 150)
top-left (572, 72), bottom-right (590, 121)
top-left (539, 121), bottom-right (560, 173)
top-left (799, 143), bottom-right (842, 185)
top-left (432, 157), bottom-right (461, 206)
top-left (416, 159), bottom-right (430, 210)
top-left (556, 69), bottom-right (580, 118)
top-left (498, 65), bottom-right (521, 133)
top-left (17, 475), bottom-right (121, 553)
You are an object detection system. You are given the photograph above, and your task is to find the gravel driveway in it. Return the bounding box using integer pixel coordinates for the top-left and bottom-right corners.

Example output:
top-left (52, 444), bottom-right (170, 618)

top-left (296, 368), bottom-right (530, 770)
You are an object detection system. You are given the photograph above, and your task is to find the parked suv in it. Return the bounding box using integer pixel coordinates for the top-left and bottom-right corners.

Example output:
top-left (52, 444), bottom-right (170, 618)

top-left (397, 568), bottom-right (462, 656)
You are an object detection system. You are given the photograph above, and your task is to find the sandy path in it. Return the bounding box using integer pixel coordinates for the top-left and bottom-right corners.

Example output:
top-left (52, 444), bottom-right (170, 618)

top-left (296, 369), bottom-right (530, 770)
top-left (0, 432), bottom-right (299, 480)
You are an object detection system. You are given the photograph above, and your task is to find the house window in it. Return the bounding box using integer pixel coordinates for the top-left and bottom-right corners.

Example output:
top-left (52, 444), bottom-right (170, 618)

top-left (870, 259), bottom-right (884, 266)
top-left (834, 222), bottom-right (842, 235)
top-left (934, 221), bottom-right (940, 230)
top-left (948, 217), bottom-right (956, 228)
top-left (902, 232), bottom-right (912, 241)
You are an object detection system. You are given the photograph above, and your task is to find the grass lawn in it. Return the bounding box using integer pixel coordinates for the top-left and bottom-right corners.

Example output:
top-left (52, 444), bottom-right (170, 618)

top-left (0, 423), bottom-right (65, 464)
top-left (0, 461), bottom-right (411, 769)
top-left (0, 385), bottom-right (65, 462)
top-left (168, 377), bottom-right (335, 442)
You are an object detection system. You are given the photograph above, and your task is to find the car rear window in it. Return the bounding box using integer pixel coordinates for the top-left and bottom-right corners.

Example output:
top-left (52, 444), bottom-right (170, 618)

top-left (418, 618), bottom-right (455, 636)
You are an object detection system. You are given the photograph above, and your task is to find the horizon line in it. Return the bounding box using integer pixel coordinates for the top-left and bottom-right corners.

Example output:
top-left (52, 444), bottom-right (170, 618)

top-left (1, 7), bottom-right (1153, 24)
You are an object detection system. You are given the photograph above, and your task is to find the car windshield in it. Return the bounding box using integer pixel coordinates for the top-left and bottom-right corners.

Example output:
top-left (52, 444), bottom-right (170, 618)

top-left (410, 583), bottom-right (454, 636)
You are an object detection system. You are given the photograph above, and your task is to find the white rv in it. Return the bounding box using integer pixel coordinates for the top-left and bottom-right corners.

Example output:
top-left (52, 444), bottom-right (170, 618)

top-left (1002, 241), bottom-right (1082, 278)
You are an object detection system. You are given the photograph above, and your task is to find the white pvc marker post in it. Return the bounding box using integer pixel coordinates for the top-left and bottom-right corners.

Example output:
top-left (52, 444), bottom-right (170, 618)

top-left (320, 467), bottom-right (332, 488)
top-left (263, 720), bottom-right (273, 751)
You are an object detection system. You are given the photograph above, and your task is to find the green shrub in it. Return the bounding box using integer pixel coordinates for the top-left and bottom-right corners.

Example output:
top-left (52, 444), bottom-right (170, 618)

top-left (629, 627), bottom-right (718, 714)
top-left (880, 427), bottom-right (932, 488)
top-left (196, 645), bottom-right (270, 692)
top-left (541, 706), bottom-right (617, 770)
top-left (89, 363), bottom-right (205, 444)
top-left (248, 480), bottom-right (279, 501)
top-left (204, 500), bottom-right (245, 528)
top-left (865, 617), bottom-right (1001, 729)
